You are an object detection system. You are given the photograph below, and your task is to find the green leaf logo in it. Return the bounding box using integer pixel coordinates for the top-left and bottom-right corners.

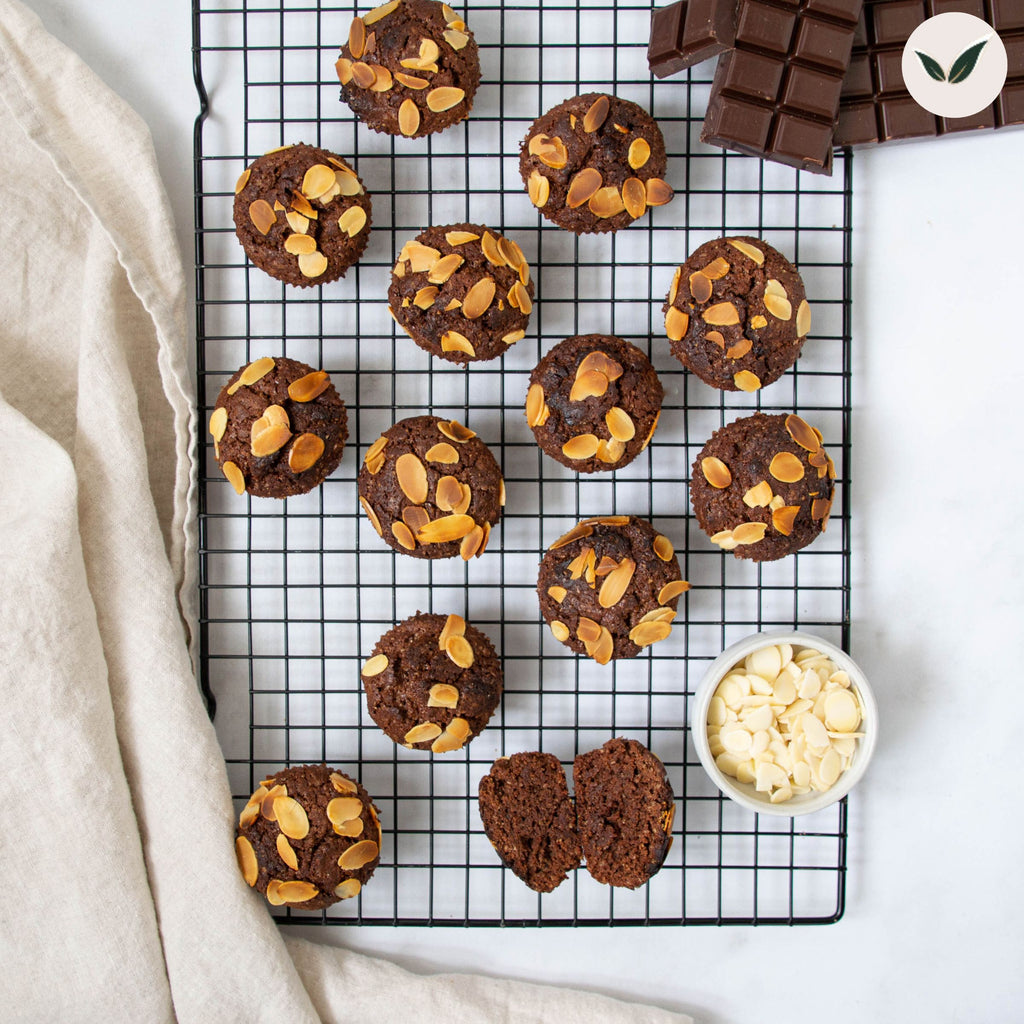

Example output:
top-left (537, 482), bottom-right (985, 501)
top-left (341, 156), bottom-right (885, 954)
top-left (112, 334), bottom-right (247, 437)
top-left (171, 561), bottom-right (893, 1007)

top-left (915, 50), bottom-right (947, 81)
top-left (947, 35), bottom-right (991, 82)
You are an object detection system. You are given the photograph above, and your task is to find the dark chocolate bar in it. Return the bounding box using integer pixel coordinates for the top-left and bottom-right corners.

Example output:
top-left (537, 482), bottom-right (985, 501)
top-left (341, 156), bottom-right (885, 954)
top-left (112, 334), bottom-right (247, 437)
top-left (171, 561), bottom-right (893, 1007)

top-left (700, 0), bottom-right (865, 174)
top-left (836, 0), bottom-right (1024, 145)
top-left (648, 0), bottom-right (738, 78)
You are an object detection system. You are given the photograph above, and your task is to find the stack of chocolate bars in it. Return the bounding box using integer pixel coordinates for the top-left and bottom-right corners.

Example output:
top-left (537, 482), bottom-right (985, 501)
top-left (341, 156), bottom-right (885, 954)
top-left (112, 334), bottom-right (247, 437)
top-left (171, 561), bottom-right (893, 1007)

top-left (649, 0), bottom-right (1024, 173)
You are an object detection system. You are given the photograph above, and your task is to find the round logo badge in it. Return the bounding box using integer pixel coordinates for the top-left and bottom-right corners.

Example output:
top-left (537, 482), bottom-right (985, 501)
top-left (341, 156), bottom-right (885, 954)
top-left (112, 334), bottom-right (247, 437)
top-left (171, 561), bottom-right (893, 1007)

top-left (902, 13), bottom-right (1008, 118)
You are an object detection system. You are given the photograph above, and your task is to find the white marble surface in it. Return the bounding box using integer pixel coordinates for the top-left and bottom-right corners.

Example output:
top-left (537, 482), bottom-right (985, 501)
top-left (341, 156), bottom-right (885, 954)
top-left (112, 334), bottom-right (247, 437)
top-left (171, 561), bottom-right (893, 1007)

top-left (24, 0), bottom-right (1024, 1020)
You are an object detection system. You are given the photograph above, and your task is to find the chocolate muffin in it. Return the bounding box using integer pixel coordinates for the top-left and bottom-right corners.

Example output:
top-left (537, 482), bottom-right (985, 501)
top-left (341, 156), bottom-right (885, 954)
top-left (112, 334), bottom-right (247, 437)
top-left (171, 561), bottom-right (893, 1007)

top-left (526, 335), bottom-right (663, 473)
top-left (389, 224), bottom-right (533, 364)
top-left (357, 415), bottom-right (503, 559)
top-left (690, 412), bottom-right (836, 561)
top-left (235, 764), bottom-right (381, 910)
top-left (537, 516), bottom-right (689, 664)
top-left (477, 752), bottom-right (582, 893)
top-left (361, 612), bottom-right (502, 752)
top-left (663, 236), bottom-right (811, 392)
top-left (336, 0), bottom-right (480, 138)
top-left (210, 356), bottom-right (347, 498)
top-left (573, 737), bottom-right (675, 889)
top-left (519, 93), bottom-right (674, 234)
top-left (233, 144), bottom-right (371, 287)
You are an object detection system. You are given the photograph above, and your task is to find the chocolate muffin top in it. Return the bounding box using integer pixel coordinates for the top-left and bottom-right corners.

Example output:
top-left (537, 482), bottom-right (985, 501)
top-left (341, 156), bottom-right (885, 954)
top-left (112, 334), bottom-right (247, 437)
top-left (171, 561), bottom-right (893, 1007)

top-left (663, 236), bottom-right (810, 392)
top-left (519, 93), bottom-right (674, 233)
top-left (336, 0), bottom-right (480, 138)
top-left (690, 412), bottom-right (836, 561)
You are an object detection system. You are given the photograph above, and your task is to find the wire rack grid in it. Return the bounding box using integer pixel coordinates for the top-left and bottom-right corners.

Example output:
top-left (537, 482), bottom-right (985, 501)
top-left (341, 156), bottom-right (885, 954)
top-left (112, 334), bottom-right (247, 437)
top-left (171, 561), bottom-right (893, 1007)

top-left (193, 0), bottom-right (854, 926)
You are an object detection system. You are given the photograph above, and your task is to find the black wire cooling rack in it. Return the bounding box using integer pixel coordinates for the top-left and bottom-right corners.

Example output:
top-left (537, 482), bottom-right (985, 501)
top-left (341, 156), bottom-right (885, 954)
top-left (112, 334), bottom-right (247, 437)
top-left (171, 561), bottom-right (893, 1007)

top-left (193, 0), bottom-right (853, 926)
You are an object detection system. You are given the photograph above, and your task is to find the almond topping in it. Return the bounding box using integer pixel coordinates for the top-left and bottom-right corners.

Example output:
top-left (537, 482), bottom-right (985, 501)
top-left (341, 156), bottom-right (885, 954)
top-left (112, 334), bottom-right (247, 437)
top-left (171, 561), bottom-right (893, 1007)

top-left (733, 370), bottom-right (762, 392)
top-left (812, 496), bottom-right (833, 521)
top-left (569, 369), bottom-right (609, 402)
top-left (750, 314), bottom-right (768, 329)
top-left (222, 461), bottom-right (245, 495)
top-left (338, 206), bottom-right (367, 237)
top-left (334, 877), bottom-right (362, 901)
top-left (796, 299), bottom-right (812, 337)
top-left (599, 557), bottom-right (636, 608)
top-left (785, 414), bottom-right (820, 452)
top-left (706, 330), bottom-right (726, 350)
top-left (726, 338), bottom-right (753, 360)
top-left (605, 407), bottom-right (635, 442)
top-left (547, 585), bottom-right (568, 603)
top-left (435, 475), bottom-right (464, 511)
top-left (645, 178), bottom-right (674, 206)
top-left (702, 257), bottom-right (731, 280)
top-left (251, 421), bottom-right (292, 458)
top-left (416, 513), bottom-right (477, 543)
top-left (302, 163), bottom-right (337, 199)
top-left (728, 238), bottom-right (765, 265)
top-left (588, 186), bottom-right (625, 219)
top-left (621, 177), bottom-right (647, 219)
top-left (743, 480), bottom-right (773, 507)
top-left (426, 253), bottom-right (463, 284)
top-left (549, 522), bottom-right (593, 550)
top-left (509, 281), bottom-right (532, 315)
top-left (235, 167), bottom-right (252, 194)
top-left (445, 231), bottom-right (480, 246)
top-left (425, 442), bottom-right (458, 464)
top-left (274, 797), bottom-right (310, 840)
top-left (275, 880), bottom-right (319, 903)
top-left (362, 654), bottom-right (389, 678)
top-left (437, 419), bottom-right (475, 442)
top-left (209, 406), bottom-right (228, 443)
top-left (363, 0), bottom-right (400, 25)
top-left (445, 634), bottom-right (474, 668)
top-left (460, 524), bottom-right (484, 560)
top-left (428, 683), bottom-right (460, 709)
top-left (427, 86), bottom-right (466, 112)
top-left (562, 434), bottom-right (600, 460)
top-left (235, 836), bottom-right (259, 886)
top-left (298, 251), bottom-right (329, 278)
top-left (287, 370), bottom-right (329, 403)
top-left (526, 383), bottom-right (548, 427)
top-left (288, 433), bottom-right (325, 473)
top-left (348, 16), bottom-right (366, 58)
top-left (583, 94), bottom-right (610, 132)
top-left (772, 505), bottom-right (801, 536)
top-left (438, 614), bottom-right (466, 649)
top-left (764, 279), bottom-right (793, 320)
top-left (404, 722), bottom-right (442, 745)
top-left (665, 306), bottom-right (690, 342)
top-left (479, 231), bottom-right (506, 267)
top-left (701, 456), bottom-right (732, 489)
top-left (596, 438), bottom-right (626, 463)
top-left (528, 170), bottom-right (550, 208)
top-left (566, 167), bottom-right (603, 209)
top-left (398, 98), bottom-right (420, 136)
top-left (584, 626), bottom-right (614, 665)
top-left (360, 496), bottom-right (383, 536)
top-left (550, 620), bottom-right (570, 642)
top-left (658, 579), bottom-right (691, 604)
top-left (703, 302), bottom-right (740, 326)
top-left (391, 521), bottom-right (416, 550)
top-left (284, 233), bottom-right (317, 256)
top-left (441, 331), bottom-right (475, 357)
top-left (689, 271), bottom-right (713, 303)
top-left (248, 199), bottom-right (276, 235)
top-left (276, 833), bottom-right (299, 870)
top-left (534, 135), bottom-right (568, 169)
top-left (461, 276), bottom-right (496, 318)
top-left (653, 534), bottom-right (674, 561)
top-left (336, 56), bottom-right (354, 84)
top-left (629, 620), bottom-right (672, 647)
top-left (503, 329), bottom-right (525, 345)
top-left (289, 193), bottom-right (317, 219)
top-left (577, 617), bottom-right (602, 643)
top-left (628, 137), bottom-right (651, 169)
top-left (444, 28), bottom-right (470, 49)
top-left (769, 451), bottom-right (806, 483)
top-left (578, 351), bottom-right (624, 380)
top-left (732, 522), bottom-right (768, 544)
top-left (413, 285), bottom-right (439, 309)
top-left (395, 71), bottom-right (429, 89)
top-left (338, 839), bottom-right (379, 870)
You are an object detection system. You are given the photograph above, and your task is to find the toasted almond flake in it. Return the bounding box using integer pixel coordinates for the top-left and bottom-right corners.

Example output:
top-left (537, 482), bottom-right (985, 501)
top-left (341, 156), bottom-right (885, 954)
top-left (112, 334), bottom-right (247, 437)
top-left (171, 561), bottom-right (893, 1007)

top-left (335, 815), bottom-right (365, 837)
top-left (209, 406), bottom-right (228, 443)
top-left (274, 796), bottom-right (310, 840)
top-left (288, 433), bottom-right (325, 474)
top-left (689, 271), bottom-right (713, 304)
top-left (427, 252), bottom-right (463, 283)
top-left (362, 654), bottom-right (389, 678)
top-left (400, 57), bottom-right (439, 72)
top-left (391, 521), bottom-right (416, 550)
top-left (290, 193), bottom-right (318, 219)
top-left (585, 625), bottom-right (614, 665)
top-left (535, 135), bottom-right (568, 169)
top-left (796, 299), bottom-right (811, 337)
top-left (769, 451), bottom-right (805, 483)
top-left (569, 368), bottom-right (609, 402)
top-left (550, 620), bottom-right (570, 642)
top-left (733, 370), bottom-right (762, 391)
top-left (566, 167), bottom-right (603, 209)
top-left (416, 513), bottom-right (476, 544)
top-left (265, 879), bottom-right (287, 906)
top-left (665, 306), bottom-right (690, 342)
top-left (764, 291), bottom-right (793, 321)
top-left (234, 167), bottom-right (252, 194)
top-left (427, 86), bottom-right (466, 112)
top-left (498, 237), bottom-right (526, 272)
top-left (444, 230), bottom-right (480, 246)
top-left (364, 0), bottom-right (400, 24)
top-left (509, 281), bottom-right (532, 315)
top-left (261, 785), bottom-right (287, 820)
top-left (248, 199), bottom-right (276, 235)
top-left (711, 529), bottom-right (738, 550)
top-left (699, 257), bottom-right (729, 281)
top-left (425, 441), bottom-right (458, 463)
top-left (629, 620), bottom-right (672, 647)
top-left (658, 579), bottom-right (691, 604)
top-left (598, 557), bottom-right (636, 609)
top-left (562, 434), bottom-right (600, 460)
top-left (424, 683), bottom-right (460, 711)
top-left (750, 314), bottom-right (768, 329)
top-left (440, 330), bottom-right (475, 357)
top-left (251, 422), bottom-right (292, 458)
top-left (395, 71), bottom-right (429, 89)
top-left (703, 302), bottom-right (740, 326)
top-left (547, 585), bottom-right (568, 603)
top-left (785, 414), bottom-right (820, 452)
top-left (412, 285), bottom-right (439, 309)
top-left (772, 504), bottom-right (801, 536)
top-left (338, 205), bottom-right (367, 237)
top-left (359, 496), bottom-right (383, 536)
top-left (235, 835), bottom-right (259, 885)
top-left (459, 524), bottom-right (484, 560)
top-left (274, 833), bottom-right (298, 870)
top-left (284, 233), bottom-right (317, 256)
top-left (438, 614), bottom-right (466, 650)
top-left (653, 534), bottom-right (674, 562)
top-left (621, 176), bottom-right (647, 219)
top-left (502, 329), bottom-right (525, 346)
top-left (732, 521), bottom-right (768, 544)
top-left (461, 276), bottom-right (496, 319)
top-left (302, 163), bottom-right (337, 200)
top-left (445, 634), bottom-right (474, 668)
top-left (627, 137), bottom-right (651, 169)
top-left (743, 480), bottom-right (773, 507)
top-left (364, 435), bottom-right (388, 470)
top-left (528, 170), bottom-right (550, 208)
top-left (645, 178), bottom-right (674, 206)
top-left (418, 37), bottom-right (441, 62)
top-left (728, 238), bottom-right (764, 265)
top-left (668, 266), bottom-right (682, 305)
top-left (398, 98), bottom-right (420, 136)
top-left (435, 474), bottom-right (464, 512)
top-left (273, 880), bottom-right (317, 904)
top-left (605, 406), bottom-right (635, 442)
top-left (297, 251), bottom-right (329, 278)
top-left (338, 839), bottom-right (379, 870)
top-left (578, 350), bottom-right (624, 381)
top-left (525, 383), bottom-right (548, 427)
top-left (588, 186), bottom-right (625, 219)
top-left (576, 616), bottom-right (602, 644)
top-left (812, 496), bottom-right (832, 521)
top-left (404, 722), bottom-right (442, 744)
top-left (395, 452), bottom-right (428, 503)
top-left (222, 461), bottom-right (245, 495)
top-left (639, 605), bottom-right (675, 623)
top-left (437, 420), bottom-right (475, 443)
top-left (769, 495), bottom-right (785, 511)
top-left (477, 231), bottom-right (505, 268)
top-left (336, 55), bottom-right (355, 83)
top-left (706, 330), bottom-right (726, 350)
top-left (288, 367), bottom-right (330, 401)
top-left (549, 522), bottom-right (593, 550)
top-left (444, 28), bottom-right (470, 49)
top-left (328, 774), bottom-right (356, 798)
top-left (596, 438), bottom-right (626, 463)
top-left (348, 16), bottom-right (366, 58)
top-left (701, 456), bottom-right (732, 489)
top-left (400, 506), bottom-right (429, 535)
top-left (726, 337), bottom-right (753, 360)
top-left (583, 94), bottom-right (610, 132)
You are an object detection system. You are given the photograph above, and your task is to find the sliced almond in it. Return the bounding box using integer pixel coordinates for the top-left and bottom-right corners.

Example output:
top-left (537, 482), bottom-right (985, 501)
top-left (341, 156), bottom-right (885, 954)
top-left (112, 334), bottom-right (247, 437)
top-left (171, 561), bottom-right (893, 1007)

top-left (290, 193), bottom-right (318, 219)
top-left (665, 306), bottom-right (690, 342)
top-left (528, 169), bottom-right (550, 208)
top-left (743, 480), bottom-right (773, 507)
top-left (732, 521), bottom-right (768, 544)
top-left (535, 135), bottom-right (568, 169)
top-left (235, 167), bottom-right (252, 194)
top-left (547, 585), bottom-right (568, 603)
top-left (402, 505), bottom-right (430, 535)
top-left (503, 329), bottom-right (525, 345)
top-left (658, 579), bottom-right (691, 604)
top-left (566, 167), bottom-right (603, 209)
top-left (284, 233), bottom-right (317, 256)
top-left (431, 716), bottom-right (471, 753)
top-left (640, 606), bottom-right (677, 625)
top-left (395, 452), bottom-right (428, 503)
top-left (302, 163), bottom-right (337, 199)
top-left (441, 330), bottom-right (475, 357)
top-left (444, 28), bottom-right (470, 50)
top-left (335, 878), bottom-right (363, 900)
top-left (725, 337), bottom-right (753, 359)
top-left (425, 442), bottom-right (458, 464)
top-left (645, 178), bottom-right (674, 206)
top-left (333, 166), bottom-right (363, 195)
top-left (435, 474), bottom-right (464, 512)
top-left (395, 71), bottom-right (429, 89)
top-left (400, 57), bottom-right (439, 72)
top-left (235, 836), bottom-right (259, 886)
top-left (298, 251), bottom-right (329, 278)
top-left (437, 420), bottom-right (475, 443)
top-left (338, 205), bottom-right (367, 237)
top-left (222, 461), bottom-right (245, 495)
top-left (248, 199), bottom-right (276, 235)
top-left (733, 370), bottom-right (762, 392)
top-left (398, 98), bottom-right (420, 136)
top-left (428, 683), bottom-right (460, 709)
top-left (550, 620), bottom-right (570, 642)
top-left (599, 557), bottom-right (636, 608)
top-left (549, 522), bottom-right (593, 550)
top-left (445, 634), bottom-right (474, 668)
top-left (772, 505), bottom-right (800, 536)
top-left (562, 434), bottom-right (600, 460)
top-left (438, 613), bottom-right (466, 649)
top-left (330, 773), bottom-right (357, 797)
top-left (605, 407), bottom-right (635, 442)
top-left (508, 281), bottom-right (532, 315)
top-left (362, 654), bottom-right (389, 677)
top-left (391, 521), bottom-right (416, 550)
top-left (796, 299), bottom-right (812, 337)
top-left (287, 370), bottom-right (329, 402)
top-left (706, 330), bottom-right (726, 350)
top-left (785, 414), bottom-right (820, 453)
top-left (585, 625), bottom-right (614, 665)
top-left (360, 496), bottom-right (383, 536)
top-left (728, 238), bottom-right (765, 265)
top-left (526, 383), bottom-right (548, 427)
top-left (276, 833), bottom-right (299, 870)
top-left (336, 56), bottom-right (354, 84)
top-left (338, 839), bottom-right (379, 870)
top-left (583, 94), bottom-right (610, 132)
top-left (416, 513), bottom-right (476, 544)
top-left (701, 456), bottom-right (732, 489)
top-left (404, 722), bottom-right (442, 744)
top-left (459, 524), bottom-right (484, 560)
top-left (209, 406), bottom-right (228, 443)
top-left (668, 266), bottom-right (682, 305)
top-left (703, 302), bottom-right (740, 326)
top-left (363, 0), bottom-right (400, 24)
top-left (275, 880), bottom-right (318, 903)
top-left (480, 231), bottom-right (506, 267)
top-left (426, 253), bottom-right (463, 285)
top-left (288, 433), bottom-right (325, 473)
top-left (569, 369), bottom-right (609, 402)
top-left (588, 186), bottom-right (625, 219)
top-left (251, 422), bottom-right (292, 458)
top-left (629, 620), bottom-right (672, 647)
top-left (769, 451), bottom-right (806, 483)
top-left (578, 350), bottom-right (624, 381)
top-left (596, 438), bottom-right (626, 463)
top-left (764, 282), bottom-right (793, 321)
top-left (576, 616), bottom-right (602, 643)
top-left (427, 86), bottom-right (465, 112)
top-left (261, 784), bottom-right (286, 820)
top-left (702, 257), bottom-right (731, 280)
top-left (689, 271), bottom-right (713, 304)
top-left (348, 16), bottom-right (367, 58)
top-left (274, 796), bottom-right (310, 840)
top-left (621, 177), bottom-right (647, 219)
top-left (812, 496), bottom-right (833, 522)
top-left (413, 285), bottom-right (439, 309)
top-left (653, 534), bottom-right (674, 562)
top-left (461, 276), bottom-right (496, 319)
top-left (363, 435), bottom-right (388, 472)
top-left (750, 314), bottom-right (768, 329)
top-left (628, 137), bottom-right (651, 169)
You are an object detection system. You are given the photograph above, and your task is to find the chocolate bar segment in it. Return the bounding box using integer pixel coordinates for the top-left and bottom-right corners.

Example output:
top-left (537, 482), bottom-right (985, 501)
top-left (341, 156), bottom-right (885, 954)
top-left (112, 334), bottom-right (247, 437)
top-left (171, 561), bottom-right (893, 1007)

top-left (836, 0), bottom-right (1024, 146)
top-left (648, 0), bottom-right (738, 78)
top-left (701, 0), bottom-right (864, 173)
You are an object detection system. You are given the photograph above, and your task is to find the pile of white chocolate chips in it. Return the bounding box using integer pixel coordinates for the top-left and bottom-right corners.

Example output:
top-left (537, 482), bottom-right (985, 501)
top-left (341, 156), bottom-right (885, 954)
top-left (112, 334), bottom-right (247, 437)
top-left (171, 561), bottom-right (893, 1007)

top-left (707, 643), bottom-right (865, 803)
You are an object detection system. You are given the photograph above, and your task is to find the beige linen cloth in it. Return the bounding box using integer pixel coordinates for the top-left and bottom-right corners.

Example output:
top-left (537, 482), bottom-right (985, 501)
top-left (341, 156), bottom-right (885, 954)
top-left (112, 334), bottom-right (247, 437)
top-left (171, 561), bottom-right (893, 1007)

top-left (0, 2), bottom-right (692, 1021)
